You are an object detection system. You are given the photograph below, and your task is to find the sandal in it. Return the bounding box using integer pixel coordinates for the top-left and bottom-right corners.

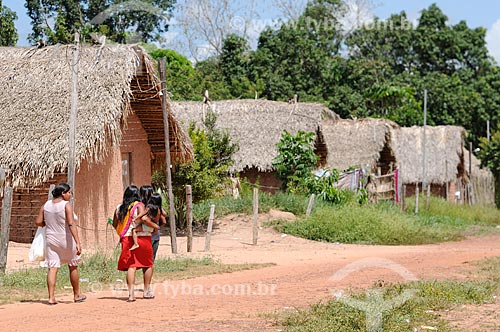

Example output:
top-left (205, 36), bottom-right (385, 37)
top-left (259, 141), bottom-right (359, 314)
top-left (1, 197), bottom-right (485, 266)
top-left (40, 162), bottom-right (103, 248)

top-left (47, 301), bottom-right (57, 306)
top-left (74, 295), bottom-right (87, 303)
top-left (126, 298), bottom-right (136, 302)
top-left (143, 290), bottom-right (155, 299)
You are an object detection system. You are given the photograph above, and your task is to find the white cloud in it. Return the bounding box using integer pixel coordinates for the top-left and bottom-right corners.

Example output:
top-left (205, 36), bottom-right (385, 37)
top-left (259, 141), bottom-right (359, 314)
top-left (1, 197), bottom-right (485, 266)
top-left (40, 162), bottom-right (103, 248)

top-left (486, 18), bottom-right (500, 64)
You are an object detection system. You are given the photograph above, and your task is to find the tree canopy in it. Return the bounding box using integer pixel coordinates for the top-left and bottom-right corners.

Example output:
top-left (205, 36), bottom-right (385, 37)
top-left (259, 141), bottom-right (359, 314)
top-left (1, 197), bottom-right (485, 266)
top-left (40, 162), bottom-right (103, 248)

top-left (0, 0), bottom-right (18, 46)
top-left (25, 0), bottom-right (176, 44)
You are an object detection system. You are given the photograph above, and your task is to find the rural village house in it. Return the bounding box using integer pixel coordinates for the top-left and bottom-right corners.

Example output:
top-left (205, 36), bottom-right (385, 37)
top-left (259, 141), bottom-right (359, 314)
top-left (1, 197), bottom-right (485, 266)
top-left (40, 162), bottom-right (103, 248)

top-left (171, 99), bottom-right (338, 191)
top-left (0, 45), bottom-right (193, 247)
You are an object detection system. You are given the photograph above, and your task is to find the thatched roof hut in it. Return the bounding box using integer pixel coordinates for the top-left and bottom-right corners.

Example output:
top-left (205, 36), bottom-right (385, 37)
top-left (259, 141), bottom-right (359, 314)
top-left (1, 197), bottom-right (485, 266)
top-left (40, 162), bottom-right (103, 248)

top-left (0, 44), bottom-right (193, 245)
top-left (171, 99), bottom-right (337, 172)
top-left (464, 149), bottom-right (495, 206)
top-left (322, 118), bottom-right (399, 172)
top-left (0, 44), bottom-right (192, 188)
top-left (390, 126), bottom-right (466, 185)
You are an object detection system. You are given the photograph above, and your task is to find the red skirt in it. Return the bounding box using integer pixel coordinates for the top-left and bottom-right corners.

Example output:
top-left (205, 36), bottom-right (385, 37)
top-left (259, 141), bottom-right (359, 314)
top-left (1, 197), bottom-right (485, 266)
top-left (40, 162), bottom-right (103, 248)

top-left (117, 236), bottom-right (153, 271)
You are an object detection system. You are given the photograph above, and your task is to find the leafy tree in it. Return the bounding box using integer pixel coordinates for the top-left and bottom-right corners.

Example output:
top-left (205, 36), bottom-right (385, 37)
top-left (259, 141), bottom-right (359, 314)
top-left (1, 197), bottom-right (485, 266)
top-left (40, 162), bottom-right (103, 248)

top-left (148, 46), bottom-right (202, 101)
top-left (194, 57), bottom-right (233, 100)
top-left (25, 0), bottom-right (176, 45)
top-left (251, 0), bottom-right (344, 101)
top-left (0, 1), bottom-right (18, 46)
top-left (153, 109), bottom-right (238, 228)
top-left (272, 130), bottom-right (319, 190)
top-left (220, 34), bottom-right (255, 98)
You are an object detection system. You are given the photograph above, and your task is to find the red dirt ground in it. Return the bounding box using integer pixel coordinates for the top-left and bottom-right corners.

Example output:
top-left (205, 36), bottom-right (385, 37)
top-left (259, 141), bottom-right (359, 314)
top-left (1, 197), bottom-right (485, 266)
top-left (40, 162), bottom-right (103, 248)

top-left (2, 212), bottom-right (500, 331)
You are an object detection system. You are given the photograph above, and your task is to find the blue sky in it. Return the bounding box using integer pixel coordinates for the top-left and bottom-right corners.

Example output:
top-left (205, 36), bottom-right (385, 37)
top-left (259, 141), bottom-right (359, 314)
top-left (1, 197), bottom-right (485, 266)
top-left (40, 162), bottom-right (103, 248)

top-left (4, 0), bottom-right (500, 63)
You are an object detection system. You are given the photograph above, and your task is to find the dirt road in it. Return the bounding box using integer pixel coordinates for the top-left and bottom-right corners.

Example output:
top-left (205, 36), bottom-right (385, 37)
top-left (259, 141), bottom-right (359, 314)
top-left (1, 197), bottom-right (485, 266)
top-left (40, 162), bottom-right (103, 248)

top-left (2, 214), bottom-right (500, 331)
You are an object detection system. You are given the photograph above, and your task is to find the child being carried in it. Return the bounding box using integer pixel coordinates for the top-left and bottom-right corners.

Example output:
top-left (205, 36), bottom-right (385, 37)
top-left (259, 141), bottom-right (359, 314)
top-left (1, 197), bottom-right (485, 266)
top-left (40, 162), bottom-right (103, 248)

top-left (130, 204), bottom-right (160, 251)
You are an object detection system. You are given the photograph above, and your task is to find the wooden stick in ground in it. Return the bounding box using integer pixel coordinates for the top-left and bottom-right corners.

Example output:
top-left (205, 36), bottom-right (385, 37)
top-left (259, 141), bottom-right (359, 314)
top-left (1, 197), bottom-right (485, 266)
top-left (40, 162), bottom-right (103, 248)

top-left (186, 185), bottom-right (193, 253)
top-left (426, 184), bottom-right (431, 210)
top-left (48, 184), bottom-right (55, 200)
top-left (415, 184), bottom-right (419, 214)
top-left (253, 188), bottom-right (258, 245)
top-left (306, 193), bottom-right (315, 217)
top-left (204, 204), bottom-right (215, 252)
top-left (67, 31), bottom-right (79, 208)
top-left (0, 186), bottom-right (13, 274)
top-left (158, 57), bottom-right (177, 254)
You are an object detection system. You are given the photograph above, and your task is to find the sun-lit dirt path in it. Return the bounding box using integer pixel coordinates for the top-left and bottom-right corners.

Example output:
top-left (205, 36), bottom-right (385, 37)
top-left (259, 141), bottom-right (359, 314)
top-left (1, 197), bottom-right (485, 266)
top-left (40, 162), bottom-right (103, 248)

top-left (2, 214), bottom-right (500, 331)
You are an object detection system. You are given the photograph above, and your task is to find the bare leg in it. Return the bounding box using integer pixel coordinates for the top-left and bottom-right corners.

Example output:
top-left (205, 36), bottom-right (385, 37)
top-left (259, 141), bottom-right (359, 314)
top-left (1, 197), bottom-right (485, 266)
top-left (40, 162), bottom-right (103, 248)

top-left (126, 267), bottom-right (136, 301)
top-left (130, 229), bottom-right (139, 251)
top-left (47, 267), bottom-right (58, 304)
top-left (142, 267), bottom-right (154, 298)
top-left (69, 265), bottom-right (83, 301)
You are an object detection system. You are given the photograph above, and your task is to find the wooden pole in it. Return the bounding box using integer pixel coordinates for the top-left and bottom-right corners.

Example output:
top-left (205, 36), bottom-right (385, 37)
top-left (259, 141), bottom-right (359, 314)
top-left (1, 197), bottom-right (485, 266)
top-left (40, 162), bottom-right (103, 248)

top-left (487, 120), bottom-right (490, 142)
top-left (0, 186), bottom-right (13, 274)
top-left (401, 184), bottom-right (406, 211)
top-left (469, 142), bottom-right (473, 206)
top-left (252, 188), bottom-right (259, 245)
top-left (445, 160), bottom-right (449, 201)
top-left (68, 31), bottom-right (80, 207)
top-left (48, 184), bottom-right (55, 200)
top-left (422, 89), bottom-right (428, 190)
top-left (426, 184), bottom-right (431, 210)
top-left (186, 185), bottom-right (193, 253)
top-left (158, 58), bottom-right (177, 254)
top-left (415, 184), bottom-right (419, 214)
top-left (204, 204), bottom-right (215, 252)
top-left (306, 193), bottom-right (315, 217)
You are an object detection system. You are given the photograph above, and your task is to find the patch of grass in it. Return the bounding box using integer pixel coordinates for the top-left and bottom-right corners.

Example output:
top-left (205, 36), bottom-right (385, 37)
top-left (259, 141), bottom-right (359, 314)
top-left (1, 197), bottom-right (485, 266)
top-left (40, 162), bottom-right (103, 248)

top-left (277, 256), bottom-right (500, 331)
top-left (406, 196), bottom-right (500, 226)
top-left (280, 203), bottom-right (466, 245)
top-left (193, 191), bottom-right (329, 225)
top-left (0, 251), bottom-right (274, 305)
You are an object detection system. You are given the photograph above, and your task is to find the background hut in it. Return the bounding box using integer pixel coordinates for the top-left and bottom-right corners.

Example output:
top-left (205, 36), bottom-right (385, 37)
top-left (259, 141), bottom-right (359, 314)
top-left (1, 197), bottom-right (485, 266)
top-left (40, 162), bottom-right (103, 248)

top-left (171, 99), bottom-right (337, 191)
top-left (0, 45), bottom-right (193, 247)
top-left (464, 149), bottom-right (496, 206)
top-left (322, 118), bottom-right (399, 173)
top-left (390, 126), bottom-right (466, 200)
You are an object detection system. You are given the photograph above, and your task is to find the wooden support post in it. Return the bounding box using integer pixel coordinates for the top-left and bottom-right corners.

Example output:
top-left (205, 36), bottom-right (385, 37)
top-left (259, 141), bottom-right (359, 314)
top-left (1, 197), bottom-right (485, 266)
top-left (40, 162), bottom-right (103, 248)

top-left (159, 58), bottom-right (177, 254)
top-left (415, 184), bottom-right (419, 214)
top-left (204, 204), bottom-right (215, 252)
top-left (401, 185), bottom-right (406, 211)
top-left (186, 185), bottom-right (193, 253)
top-left (445, 160), bottom-right (449, 201)
top-left (68, 31), bottom-right (80, 207)
top-left (0, 186), bottom-right (13, 274)
top-left (306, 194), bottom-right (315, 217)
top-left (252, 188), bottom-right (259, 245)
top-left (426, 184), bottom-right (431, 210)
top-left (48, 184), bottom-right (55, 200)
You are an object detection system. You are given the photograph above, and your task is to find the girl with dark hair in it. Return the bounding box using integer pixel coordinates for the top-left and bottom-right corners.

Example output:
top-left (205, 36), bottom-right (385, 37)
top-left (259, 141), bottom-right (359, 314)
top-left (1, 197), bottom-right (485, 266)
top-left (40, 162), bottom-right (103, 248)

top-left (34, 182), bottom-right (86, 305)
top-left (148, 193), bottom-right (167, 260)
top-left (128, 185), bottom-right (158, 251)
top-left (112, 185), bottom-right (156, 302)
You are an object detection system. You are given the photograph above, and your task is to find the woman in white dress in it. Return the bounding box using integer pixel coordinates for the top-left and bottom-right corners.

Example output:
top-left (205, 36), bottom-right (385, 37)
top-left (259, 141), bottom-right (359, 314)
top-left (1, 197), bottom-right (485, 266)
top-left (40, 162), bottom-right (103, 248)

top-left (35, 183), bottom-right (86, 305)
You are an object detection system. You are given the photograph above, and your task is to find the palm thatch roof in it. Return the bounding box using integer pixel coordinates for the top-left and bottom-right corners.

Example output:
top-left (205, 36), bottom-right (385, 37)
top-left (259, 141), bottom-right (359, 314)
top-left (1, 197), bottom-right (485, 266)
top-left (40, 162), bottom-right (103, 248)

top-left (390, 126), bottom-right (466, 184)
top-left (0, 44), bottom-right (192, 188)
top-left (171, 99), bottom-right (337, 172)
top-left (464, 149), bottom-right (495, 206)
top-left (322, 118), bottom-right (399, 171)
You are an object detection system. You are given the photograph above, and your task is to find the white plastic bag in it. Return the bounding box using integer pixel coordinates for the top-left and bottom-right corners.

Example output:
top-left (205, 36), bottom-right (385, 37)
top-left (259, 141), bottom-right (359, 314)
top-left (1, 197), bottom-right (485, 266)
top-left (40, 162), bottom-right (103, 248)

top-left (29, 227), bottom-right (46, 262)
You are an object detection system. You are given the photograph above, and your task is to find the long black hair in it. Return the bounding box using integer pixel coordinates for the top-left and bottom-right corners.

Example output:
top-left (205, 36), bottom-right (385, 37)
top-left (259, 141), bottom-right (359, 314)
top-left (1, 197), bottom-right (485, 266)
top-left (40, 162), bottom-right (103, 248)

top-left (140, 185), bottom-right (154, 205)
top-left (52, 183), bottom-right (70, 198)
top-left (117, 185), bottom-right (141, 221)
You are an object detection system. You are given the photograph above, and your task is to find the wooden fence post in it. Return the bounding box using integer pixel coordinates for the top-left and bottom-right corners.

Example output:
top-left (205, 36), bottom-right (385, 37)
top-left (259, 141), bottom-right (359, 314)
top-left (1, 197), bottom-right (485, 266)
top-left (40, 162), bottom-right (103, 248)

top-left (306, 194), bottom-right (315, 217)
top-left (252, 188), bottom-right (259, 245)
top-left (415, 184), bottom-right (419, 214)
top-left (204, 204), bottom-right (215, 252)
top-left (159, 58), bottom-right (177, 254)
top-left (426, 184), bottom-right (431, 210)
top-left (0, 186), bottom-right (13, 274)
top-left (186, 185), bottom-right (193, 253)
